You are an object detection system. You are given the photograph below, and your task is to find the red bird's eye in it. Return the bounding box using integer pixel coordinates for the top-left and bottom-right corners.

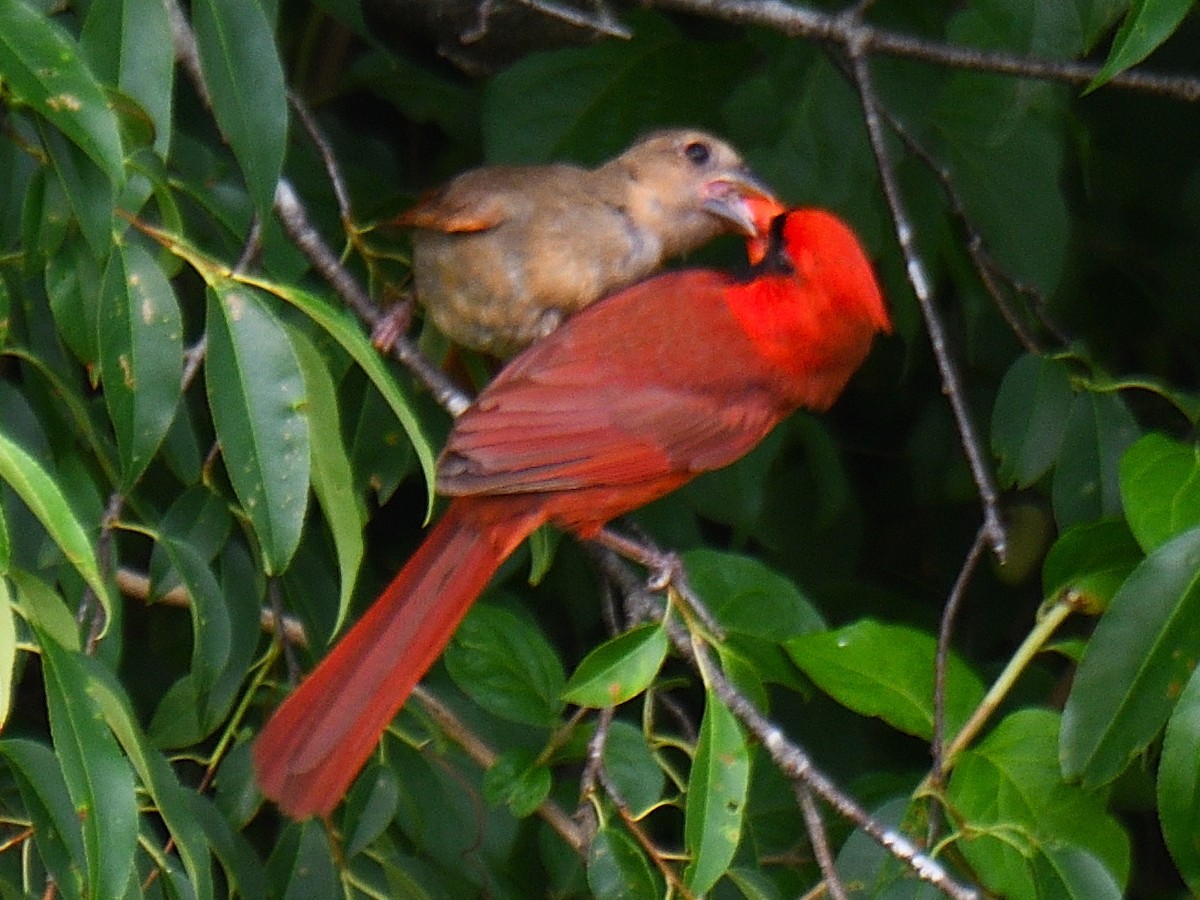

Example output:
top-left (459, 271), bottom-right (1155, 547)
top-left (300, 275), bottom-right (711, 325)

top-left (683, 141), bottom-right (711, 165)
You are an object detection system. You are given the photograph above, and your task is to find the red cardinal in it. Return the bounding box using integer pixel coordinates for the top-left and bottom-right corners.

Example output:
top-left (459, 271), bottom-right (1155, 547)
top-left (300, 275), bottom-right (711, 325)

top-left (254, 208), bottom-right (892, 819)
top-left (391, 129), bottom-right (776, 358)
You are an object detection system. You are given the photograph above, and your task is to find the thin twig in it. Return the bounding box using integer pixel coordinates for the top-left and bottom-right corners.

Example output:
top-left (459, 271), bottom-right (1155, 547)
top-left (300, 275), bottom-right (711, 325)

top-left (844, 38), bottom-right (1008, 561)
top-left (647, 0), bottom-right (1200, 103)
top-left (796, 784), bottom-right (849, 900)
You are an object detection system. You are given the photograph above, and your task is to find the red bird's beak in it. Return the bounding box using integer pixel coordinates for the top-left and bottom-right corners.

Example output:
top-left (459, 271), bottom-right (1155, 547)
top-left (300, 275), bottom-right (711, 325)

top-left (703, 171), bottom-right (781, 238)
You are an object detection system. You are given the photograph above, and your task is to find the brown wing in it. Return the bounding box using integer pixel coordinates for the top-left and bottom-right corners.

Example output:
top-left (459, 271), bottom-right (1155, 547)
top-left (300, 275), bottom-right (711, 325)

top-left (437, 270), bottom-right (789, 498)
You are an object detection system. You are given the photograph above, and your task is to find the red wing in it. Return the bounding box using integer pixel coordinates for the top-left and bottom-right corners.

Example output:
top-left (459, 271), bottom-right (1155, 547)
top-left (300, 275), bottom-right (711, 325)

top-left (437, 271), bottom-right (787, 497)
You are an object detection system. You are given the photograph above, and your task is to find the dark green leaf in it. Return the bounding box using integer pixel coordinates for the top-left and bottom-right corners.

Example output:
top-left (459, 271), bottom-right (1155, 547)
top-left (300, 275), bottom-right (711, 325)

top-left (1061, 525), bottom-right (1200, 786)
top-left (98, 240), bottom-right (182, 488)
top-left (189, 794), bottom-right (268, 899)
top-left (0, 738), bottom-right (87, 899)
top-left (291, 327), bottom-right (363, 632)
top-left (991, 353), bottom-right (1074, 487)
top-left (683, 547), bottom-right (825, 640)
top-left (41, 123), bottom-right (114, 256)
top-left (1042, 519), bottom-right (1143, 613)
top-left (1158, 663), bottom-right (1200, 893)
top-left (81, 0), bottom-right (175, 157)
top-left (1032, 846), bottom-right (1123, 900)
top-left (786, 619), bottom-right (985, 741)
top-left (1052, 389), bottom-right (1140, 528)
top-left (684, 691), bottom-right (749, 895)
top-left (266, 820), bottom-right (340, 898)
top-left (1119, 432), bottom-right (1200, 553)
top-left (484, 12), bottom-right (752, 164)
top-left (950, 709), bottom-right (1130, 897)
top-left (561, 623), bottom-right (668, 708)
top-left (1088, 0), bottom-right (1193, 90)
top-left (482, 750), bottom-right (551, 818)
top-left (444, 603), bottom-right (566, 726)
top-left (205, 281), bottom-right (310, 573)
top-left (36, 629), bottom-right (137, 900)
top-left (602, 720), bottom-right (666, 819)
top-left (0, 0), bottom-right (125, 182)
top-left (343, 764), bottom-right (400, 858)
top-left (191, 0), bottom-right (287, 213)
top-left (587, 826), bottom-right (661, 900)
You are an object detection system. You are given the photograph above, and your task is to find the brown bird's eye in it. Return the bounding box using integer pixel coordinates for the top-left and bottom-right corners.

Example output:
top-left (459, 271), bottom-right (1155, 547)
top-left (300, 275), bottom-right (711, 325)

top-left (683, 141), bottom-right (711, 165)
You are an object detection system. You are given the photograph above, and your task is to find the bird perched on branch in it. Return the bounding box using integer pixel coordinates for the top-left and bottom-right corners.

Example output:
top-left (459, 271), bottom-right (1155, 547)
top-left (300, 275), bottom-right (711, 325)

top-left (255, 204), bottom-right (891, 819)
top-left (383, 129), bottom-right (778, 358)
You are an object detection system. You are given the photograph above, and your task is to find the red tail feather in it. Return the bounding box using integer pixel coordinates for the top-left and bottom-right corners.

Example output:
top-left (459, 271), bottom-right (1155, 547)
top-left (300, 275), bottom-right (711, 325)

top-left (253, 497), bottom-right (539, 818)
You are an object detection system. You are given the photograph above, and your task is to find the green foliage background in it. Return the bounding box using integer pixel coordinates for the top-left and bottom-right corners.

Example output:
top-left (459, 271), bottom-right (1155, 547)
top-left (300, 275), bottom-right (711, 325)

top-left (0, 0), bottom-right (1199, 896)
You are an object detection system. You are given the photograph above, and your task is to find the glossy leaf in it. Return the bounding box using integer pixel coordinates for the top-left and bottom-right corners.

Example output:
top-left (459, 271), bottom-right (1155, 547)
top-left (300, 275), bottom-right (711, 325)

top-left (191, 0), bottom-right (287, 213)
top-left (683, 547), bottom-right (825, 639)
top-left (1062, 525), bottom-right (1200, 786)
top-left (482, 750), bottom-right (552, 818)
top-left (1119, 432), bottom-right (1200, 553)
top-left (0, 0), bottom-right (125, 183)
top-left (97, 240), bottom-right (182, 488)
top-left (561, 623), bottom-right (668, 708)
top-left (205, 281), bottom-right (310, 573)
top-left (1158, 664), bottom-right (1200, 893)
top-left (685, 692), bottom-right (749, 895)
top-left (0, 427), bottom-right (115, 628)
top-left (444, 603), bottom-right (566, 726)
top-left (786, 619), bottom-right (985, 741)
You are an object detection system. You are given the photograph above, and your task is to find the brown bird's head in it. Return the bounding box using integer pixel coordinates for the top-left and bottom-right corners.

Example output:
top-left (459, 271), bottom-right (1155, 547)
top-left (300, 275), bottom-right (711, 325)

top-left (607, 129), bottom-right (780, 257)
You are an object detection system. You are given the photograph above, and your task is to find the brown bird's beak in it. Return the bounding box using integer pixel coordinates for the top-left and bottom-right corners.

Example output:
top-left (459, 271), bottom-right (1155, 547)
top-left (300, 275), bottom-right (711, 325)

top-left (703, 170), bottom-right (781, 237)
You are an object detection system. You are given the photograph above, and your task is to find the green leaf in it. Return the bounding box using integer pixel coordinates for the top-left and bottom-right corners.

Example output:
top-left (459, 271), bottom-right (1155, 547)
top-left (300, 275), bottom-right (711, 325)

top-left (587, 826), bottom-right (661, 900)
top-left (343, 764), bottom-right (400, 858)
top-left (1061, 525), bottom-right (1200, 786)
top-left (81, 0), bottom-right (175, 157)
top-left (242, 273), bottom-right (437, 517)
top-left (41, 123), bottom-right (114, 256)
top-left (444, 603), bottom-right (566, 726)
top-left (98, 240), bottom-right (183, 489)
top-left (684, 692), bottom-right (749, 896)
top-left (190, 792), bottom-right (268, 897)
top-left (482, 750), bottom-right (552, 818)
top-left (266, 820), bottom-right (340, 897)
top-left (205, 281), bottom-right (310, 573)
top-left (950, 709), bottom-right (1130, 898)
top-left (1088, 0), bottom-right (1193, 91)
top-left (1042, 519), bottom-right (1143, 614)
top-left (191, 0), bottom-right (287, 214)
top-left (602, 720), bottom-right (665, 818)
top-left (786, 619), bottom-right (985, 741)
top-left (683, 547), bottom-right (825, 639)
top-left (1158, 663), bottom-right (1200, 893)
top-left (0, 578), bottom-right (15, 730)
top-left (35, 628), bottom-right (137, 900)
top-left (991, 353), bottom-right (1074, 488)
top-left (84, 658), bottom-right (215, 899)
top-left (1119, 432), bottom-right (1200, 553)
top-left (291, 328), bottom-right (363, 633)
top-left (0, 427), bottom-right (115, 629)
top-left (0, 738), bottom-right (87, 898)
top-left (1052, 389), bottom-right (1140, 528)
top-left (0, 0), bottom-right (125, 183)
top-left (561, 623), bottom-right (668, 708)
top-left (484, 12), bottom-right (752, 164)
top-left (1032, 846), bottom-right (1123, 899)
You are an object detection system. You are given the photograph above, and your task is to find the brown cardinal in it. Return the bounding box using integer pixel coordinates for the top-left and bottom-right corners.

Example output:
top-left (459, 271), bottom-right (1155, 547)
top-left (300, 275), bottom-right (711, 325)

top-left (389, 129), bottom-right (777, 358)
top-left (255, 206), bottom-right (892, 819)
